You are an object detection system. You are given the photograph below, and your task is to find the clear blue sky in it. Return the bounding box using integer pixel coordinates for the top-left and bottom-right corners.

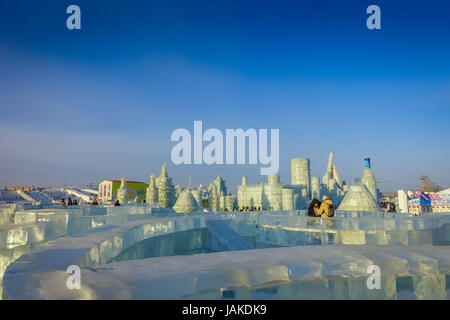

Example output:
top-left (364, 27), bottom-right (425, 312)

top-left (0, 0), bottom-right (449, 192)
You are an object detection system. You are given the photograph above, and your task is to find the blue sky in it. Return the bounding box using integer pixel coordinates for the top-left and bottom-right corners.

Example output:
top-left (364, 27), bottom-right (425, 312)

top-left (0, 0), bottom-right (449, 192)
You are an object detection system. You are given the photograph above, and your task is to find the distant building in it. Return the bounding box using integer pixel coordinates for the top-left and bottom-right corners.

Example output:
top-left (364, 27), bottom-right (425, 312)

top-left (398, 188), bottom-right (450, 214)
top-left (420, 175), bottom-right (442, 193)
top-left (98, 179), bottom-right (148, 202)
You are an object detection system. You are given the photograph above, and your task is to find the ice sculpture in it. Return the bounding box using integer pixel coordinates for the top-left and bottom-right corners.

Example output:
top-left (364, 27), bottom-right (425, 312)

top-left (155, 162), bottom-right (176, 208)
top-left (208, 175), bottom-right (227, 211)
top-left (172, 190), bottom-right (199, 213)
top-left (311, 176), bottom-right (321, 200)
top-left (322, 152), bottom-right (334, 185)
top-left (291, 158), bottom-right (311, 198)
top-left (361, 157), bottom-right (378, 201)
top-left (146, 174), bottom-right (158, 204)
top-left (116, 177), bottom-right (129, 204)
top-left (337, 184), bottom-right (380, 212)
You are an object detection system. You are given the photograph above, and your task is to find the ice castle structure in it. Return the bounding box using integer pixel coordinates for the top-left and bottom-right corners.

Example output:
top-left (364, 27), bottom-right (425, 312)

top-left (236, 153), bottom-right (348, 210)
top-left (316, 152), bottom-right (346, 204)
top-left (146, 162), bottom-right (176, 208)
top-left (237, 174), bottom-right (302, 210)
top-left (208, 175), bottom-right (234, 211)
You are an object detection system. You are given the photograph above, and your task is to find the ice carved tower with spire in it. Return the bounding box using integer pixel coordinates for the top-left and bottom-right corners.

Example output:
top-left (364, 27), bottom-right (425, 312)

top-left (116, 177), bottom-right (129, 204)
top-left (155, 162), bottom-right (176, 208)
top-left (322, 152), bottom-right (334, 185)
top-left (361, 156), bottom-right (378, 201)
top-left (146, 173), bottom-right (158, 204)
top-left (208, 175), bottom-right (227, 211)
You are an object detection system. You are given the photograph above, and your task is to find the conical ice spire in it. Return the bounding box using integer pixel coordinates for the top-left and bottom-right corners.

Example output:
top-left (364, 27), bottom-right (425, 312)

top-left (172, 190), bottom-right (199, 213)
top-left (116, 177), bottom-right (128, 203)
top-left (361, 157), bottom-right (377, 201)
top-left (146, 173), bottom-right (158, 204)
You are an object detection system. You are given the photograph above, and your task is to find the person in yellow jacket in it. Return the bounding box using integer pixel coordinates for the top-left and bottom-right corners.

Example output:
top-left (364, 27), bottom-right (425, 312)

top-left (314, 195), bottom-right (335, 217)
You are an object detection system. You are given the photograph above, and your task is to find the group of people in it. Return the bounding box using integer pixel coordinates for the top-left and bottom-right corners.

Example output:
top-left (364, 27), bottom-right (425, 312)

top-left (63, 195), bottom-right (397, 213)
top-left (60, 197), bottom-right (78, 206)
top-left (239, 206), bottom-right (264, 212)
top-left (222, 206), bottom-right (262, 212)
top-left (308, 195), bottom-right (397, 217)
top-left (307, 195), bottom-right (335, 218)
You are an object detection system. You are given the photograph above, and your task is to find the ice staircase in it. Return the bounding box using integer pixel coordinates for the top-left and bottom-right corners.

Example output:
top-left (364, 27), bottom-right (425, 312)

top-left (16, 190), bottom-right (36, 203)
top-left (64, 188), bottom-right (95, 202)
top-left (27, 191), bottom-right (52, 205)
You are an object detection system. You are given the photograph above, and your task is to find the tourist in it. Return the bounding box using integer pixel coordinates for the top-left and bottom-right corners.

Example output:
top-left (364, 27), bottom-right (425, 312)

top-left (68, 197), bottom-right (73, 206)
top-left (387, 203), bottom-right (396, 213)
top-left (61, 199), bottom-right (66, 206)
top-left (72, 199), bottom-right (78, 206)
top-left (314, 195), bottom-right (335, 217)
top-left (93, 199), bottom-right (98, 205)
top-left (308, 199), bottom-right (321, 217)
top-left (114, 200), bottom-right (121, 206)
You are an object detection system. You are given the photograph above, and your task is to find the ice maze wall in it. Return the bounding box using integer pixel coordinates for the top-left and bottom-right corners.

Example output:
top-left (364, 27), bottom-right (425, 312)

top-left (2, 204), bottom-right (450, 299)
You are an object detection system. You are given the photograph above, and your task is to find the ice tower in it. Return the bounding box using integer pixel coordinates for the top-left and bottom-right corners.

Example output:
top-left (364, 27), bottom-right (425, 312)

top-left (116, 177), bottom-right (129, 204)
top-left (155, 162), bottom-right (176, 208)
top-left (311, 176), bottom-right (321, 200)
top-left (208, 175), bottom-right (227, 211)
top-left (333, 164), bottom-right (342, 188)
top-left (146, 174), bottom-right (158, 204)
top-left (322, 152), bottom-right (334, 185)
top-left (291, 158), bottom-right (311, 199)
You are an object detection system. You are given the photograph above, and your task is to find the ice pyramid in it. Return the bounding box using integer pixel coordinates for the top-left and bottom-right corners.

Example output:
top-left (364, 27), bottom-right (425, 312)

top-left (337, 184), bottom-right (380, 212)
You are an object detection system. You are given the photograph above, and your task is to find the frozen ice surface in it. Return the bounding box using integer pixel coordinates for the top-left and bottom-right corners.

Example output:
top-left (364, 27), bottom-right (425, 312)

top-left (1, 203), bottom-right (450, 299)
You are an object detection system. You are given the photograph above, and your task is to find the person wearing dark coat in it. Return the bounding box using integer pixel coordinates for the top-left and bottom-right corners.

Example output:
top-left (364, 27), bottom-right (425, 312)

top-left (308, 199), bottom-right (321, 217)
